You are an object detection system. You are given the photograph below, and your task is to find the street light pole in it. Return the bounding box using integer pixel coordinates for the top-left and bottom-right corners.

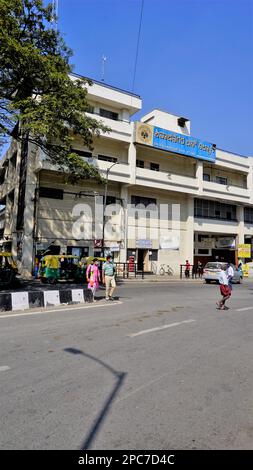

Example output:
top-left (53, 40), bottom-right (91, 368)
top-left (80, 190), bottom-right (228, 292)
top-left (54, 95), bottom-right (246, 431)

top-left (102, 162), bottom-right (117, 257)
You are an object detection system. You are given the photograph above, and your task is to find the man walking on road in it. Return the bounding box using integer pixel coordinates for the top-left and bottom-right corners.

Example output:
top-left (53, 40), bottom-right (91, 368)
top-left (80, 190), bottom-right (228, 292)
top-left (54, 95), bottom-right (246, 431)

top-left (217, 265), bottom-right (231, 310)
top-left (226, 262), bottom-right (234, 290)
top-left (102, 255), bottom-right (116, 301)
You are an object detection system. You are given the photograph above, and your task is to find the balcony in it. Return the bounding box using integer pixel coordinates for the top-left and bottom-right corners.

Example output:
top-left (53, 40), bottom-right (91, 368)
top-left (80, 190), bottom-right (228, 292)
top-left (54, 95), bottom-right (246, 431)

top-left (203, 180), bottom-right (250, 202)
top-left (136, 167), bottom-right (199, 194)
top-left (96, 160), bottom-right (130, 183)
top-left (86, 112), bottom-right (133, 143)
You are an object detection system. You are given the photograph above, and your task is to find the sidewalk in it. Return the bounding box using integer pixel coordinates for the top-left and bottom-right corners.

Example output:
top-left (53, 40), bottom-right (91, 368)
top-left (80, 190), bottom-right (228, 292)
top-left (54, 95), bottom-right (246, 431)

top-left (0, 276), bottom-right (204, 312)
top-left (117, 275), bottom-right (204, 283)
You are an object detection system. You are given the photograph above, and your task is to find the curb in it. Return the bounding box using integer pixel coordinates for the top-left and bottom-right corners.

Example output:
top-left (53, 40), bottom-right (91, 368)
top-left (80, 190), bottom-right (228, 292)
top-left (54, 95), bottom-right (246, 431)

top-left (118, 278), bottom-right (204, 283)
top-left (0, 288), bottom-right (92, 312)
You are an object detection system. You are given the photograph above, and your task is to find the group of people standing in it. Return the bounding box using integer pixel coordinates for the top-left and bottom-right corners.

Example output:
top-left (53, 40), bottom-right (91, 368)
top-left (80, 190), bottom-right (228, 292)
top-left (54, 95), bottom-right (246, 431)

top-left (86, 255), bottom-right (116, 302)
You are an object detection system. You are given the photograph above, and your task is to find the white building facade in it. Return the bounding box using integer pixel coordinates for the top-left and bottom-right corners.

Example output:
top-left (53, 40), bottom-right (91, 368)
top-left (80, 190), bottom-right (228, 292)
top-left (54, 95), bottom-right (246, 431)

top-left (0, 74), bottom-right (253, 276)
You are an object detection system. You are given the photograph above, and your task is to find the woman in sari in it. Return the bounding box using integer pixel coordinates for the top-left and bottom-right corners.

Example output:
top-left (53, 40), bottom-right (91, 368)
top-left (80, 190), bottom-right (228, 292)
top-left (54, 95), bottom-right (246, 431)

top-left (86, 258), bottom-right (100, 302)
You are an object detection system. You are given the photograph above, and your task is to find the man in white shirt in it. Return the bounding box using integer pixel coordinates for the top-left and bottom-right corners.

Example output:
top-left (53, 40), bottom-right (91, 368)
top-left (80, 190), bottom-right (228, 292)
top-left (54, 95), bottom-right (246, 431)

top-left (217, 266), bottom-right (231, 310)
top-left (226, 263), bottom-right (234, 290)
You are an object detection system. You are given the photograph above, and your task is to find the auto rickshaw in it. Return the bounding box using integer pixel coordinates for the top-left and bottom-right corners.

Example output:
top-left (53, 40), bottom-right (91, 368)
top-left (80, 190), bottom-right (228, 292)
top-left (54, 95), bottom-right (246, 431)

top-left (39, 255), bottom-right (83, 284)
top-left (85, 256), bottom-right (106, 265)
top-left (0, 252), bottom-right (19, 287)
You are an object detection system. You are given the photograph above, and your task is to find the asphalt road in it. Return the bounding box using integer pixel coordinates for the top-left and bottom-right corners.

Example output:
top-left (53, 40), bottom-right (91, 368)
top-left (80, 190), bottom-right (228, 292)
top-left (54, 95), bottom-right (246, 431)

top-left (1, 280), bottom-right (253, 450)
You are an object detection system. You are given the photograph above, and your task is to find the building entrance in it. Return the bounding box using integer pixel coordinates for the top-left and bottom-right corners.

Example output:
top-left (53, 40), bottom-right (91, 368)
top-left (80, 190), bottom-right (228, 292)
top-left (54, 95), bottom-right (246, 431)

top-left (212, 249), bottom-right (235, 264)
top-left (137, 249), bottom-right (149, 271)
top-left (194, 233), bottom-right (236, 266)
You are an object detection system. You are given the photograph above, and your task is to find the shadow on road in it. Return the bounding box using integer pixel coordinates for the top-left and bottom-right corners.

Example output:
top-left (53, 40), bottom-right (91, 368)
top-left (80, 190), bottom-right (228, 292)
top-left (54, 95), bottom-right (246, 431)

top-left (64, 347), bottom-right (126, 450)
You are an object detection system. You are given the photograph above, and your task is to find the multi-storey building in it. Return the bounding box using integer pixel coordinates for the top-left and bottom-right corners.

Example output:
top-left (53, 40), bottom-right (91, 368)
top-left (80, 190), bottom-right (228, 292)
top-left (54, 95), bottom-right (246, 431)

top-left (0, 73), bottom-right (252, 277)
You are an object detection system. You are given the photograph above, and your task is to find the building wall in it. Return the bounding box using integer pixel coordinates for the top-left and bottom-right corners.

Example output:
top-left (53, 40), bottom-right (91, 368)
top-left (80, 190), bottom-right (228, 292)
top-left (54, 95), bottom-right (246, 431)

top-left (1, 79), bottom-right (253, 277)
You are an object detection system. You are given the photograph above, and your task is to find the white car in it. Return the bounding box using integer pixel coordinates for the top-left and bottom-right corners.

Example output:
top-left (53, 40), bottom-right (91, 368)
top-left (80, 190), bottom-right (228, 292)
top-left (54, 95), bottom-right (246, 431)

top-left (203, 262), bottom-right (242, 284)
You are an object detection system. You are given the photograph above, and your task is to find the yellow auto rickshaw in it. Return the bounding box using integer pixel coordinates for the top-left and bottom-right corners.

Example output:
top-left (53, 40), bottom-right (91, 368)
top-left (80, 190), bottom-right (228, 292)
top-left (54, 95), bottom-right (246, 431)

top-left (39, 254), bottom-right (82, 284)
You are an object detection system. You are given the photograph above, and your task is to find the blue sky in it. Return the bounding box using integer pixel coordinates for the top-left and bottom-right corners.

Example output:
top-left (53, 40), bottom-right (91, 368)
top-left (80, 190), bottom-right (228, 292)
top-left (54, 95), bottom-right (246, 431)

top-left (1, 0), bottom-right (252, 158)
top-left (56, 0), bottom-right (253, 156)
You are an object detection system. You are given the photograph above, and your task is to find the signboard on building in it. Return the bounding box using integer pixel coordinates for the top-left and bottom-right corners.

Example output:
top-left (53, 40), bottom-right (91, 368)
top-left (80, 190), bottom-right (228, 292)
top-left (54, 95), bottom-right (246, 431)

top-left (94, 239), bottom-right (102, 248)
top-left (200, 238), bottom-right (215, 249)
top-left (110, 244), bottom-right (120, 252)
top-left (215, 238), bottom-right (236, 249)
top-left (238, 244), bottom-right (251, 258)
top-left (136, 239), bottom-right (152, 249)
top-left (159, 235), bottom-right (180, 250)
top-left (135, 122), bottom-right (216, 163)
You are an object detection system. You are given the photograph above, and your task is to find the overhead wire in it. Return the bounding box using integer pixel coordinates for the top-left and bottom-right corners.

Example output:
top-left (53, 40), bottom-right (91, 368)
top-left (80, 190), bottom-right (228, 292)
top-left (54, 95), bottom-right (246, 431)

top-left (131, 0), bottom-right (144, 94)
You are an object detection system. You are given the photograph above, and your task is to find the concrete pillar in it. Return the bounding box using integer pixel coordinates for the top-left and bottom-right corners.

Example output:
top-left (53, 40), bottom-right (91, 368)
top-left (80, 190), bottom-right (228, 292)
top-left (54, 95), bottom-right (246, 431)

top-left (120, 185), bottom-right (128, 262)
top-left (183, 196), bottom-right (194, 264)
top-left (247, 163), bottom-right (253, 204)
top-left (237, 205), bottom-right (245, 245)
top-left (196, 160), bottom-right (203, 194)
top-left (129, 122), bottom-right (136, 184)
top-left (21, 146), bottom-right (38, 278)
top-left (122, 109), bottom-right (130, 122)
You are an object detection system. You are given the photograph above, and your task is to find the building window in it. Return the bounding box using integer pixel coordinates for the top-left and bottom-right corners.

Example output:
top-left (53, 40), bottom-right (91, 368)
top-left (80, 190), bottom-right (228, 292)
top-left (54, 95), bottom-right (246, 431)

top-left (194, 199), bottom-right (236, 221)
top-left (198, 249), bottom-right (209, 255)
top-left (98, 155), bottom-right (117, 163)
top-left (131, 195), bottom-right (157, 209)
top-left (71, 149), bottom-right (92, 159)
top-left (99, 108), bottom-right (118, 121)
top-left (203, 173), bottom-right (210, 181)
top-left (67, 246), bottom-right (89, 257)
top-left (39, 187), bottom-right (64, 200)
top-left (215, 176), bottom-right (227, 185)
top-left (150, 162), bottom-right (159, 172)
top-left (149, 250), bottom-right (158, 261)
top-left (86, 105), bottom-right (94, 114)
top-left (244, 207), bottom-right (253, 224)
top-left (103, 196), bottom-right (117, 205)
top-left (136, 159), bottom-right (144, 168)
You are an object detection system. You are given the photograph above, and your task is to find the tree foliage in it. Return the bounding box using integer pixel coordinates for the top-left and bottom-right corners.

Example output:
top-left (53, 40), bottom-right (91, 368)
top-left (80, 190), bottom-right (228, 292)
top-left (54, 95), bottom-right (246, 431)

top-left (0, 0), bottom-right (108, 182)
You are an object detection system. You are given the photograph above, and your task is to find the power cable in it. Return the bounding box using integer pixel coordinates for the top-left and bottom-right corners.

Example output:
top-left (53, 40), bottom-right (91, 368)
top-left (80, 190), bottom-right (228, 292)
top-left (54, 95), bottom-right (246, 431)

top-left (131, 0), bottom-right (144, 94)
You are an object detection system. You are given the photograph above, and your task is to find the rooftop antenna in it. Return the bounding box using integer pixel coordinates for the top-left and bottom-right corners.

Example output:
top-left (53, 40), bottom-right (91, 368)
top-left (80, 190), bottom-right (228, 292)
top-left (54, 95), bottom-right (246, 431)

top-left (101, 55), bottom-right (107, 82)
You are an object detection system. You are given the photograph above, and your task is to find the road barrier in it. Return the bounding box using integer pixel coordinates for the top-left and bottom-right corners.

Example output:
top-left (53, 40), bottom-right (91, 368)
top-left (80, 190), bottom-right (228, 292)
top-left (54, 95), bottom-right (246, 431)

top-left (0, 288), bottom-right (93, 312)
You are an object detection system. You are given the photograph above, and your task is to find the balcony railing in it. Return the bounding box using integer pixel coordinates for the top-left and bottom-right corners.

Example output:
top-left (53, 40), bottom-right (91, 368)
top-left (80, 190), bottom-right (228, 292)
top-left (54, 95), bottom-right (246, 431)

top-left (203, 180), bottom-right (250, 199)
top-left (136, 167), bottom-right (198, 191)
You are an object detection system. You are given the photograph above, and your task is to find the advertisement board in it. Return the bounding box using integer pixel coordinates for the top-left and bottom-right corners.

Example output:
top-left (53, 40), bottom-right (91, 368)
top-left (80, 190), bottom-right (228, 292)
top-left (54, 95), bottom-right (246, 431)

top-left (135, 122), bottom-right (216, 163)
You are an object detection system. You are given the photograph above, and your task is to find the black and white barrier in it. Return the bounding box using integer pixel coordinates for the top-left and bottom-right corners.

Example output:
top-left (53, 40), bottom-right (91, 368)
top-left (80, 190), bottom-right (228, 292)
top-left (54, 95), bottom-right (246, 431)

top-left (0, 288), bottom-right (92, 312)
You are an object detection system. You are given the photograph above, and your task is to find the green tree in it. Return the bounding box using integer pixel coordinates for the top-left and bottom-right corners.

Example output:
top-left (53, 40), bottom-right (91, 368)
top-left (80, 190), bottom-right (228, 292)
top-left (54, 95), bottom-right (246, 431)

top-left (0, 0), bottom-right (108, 182)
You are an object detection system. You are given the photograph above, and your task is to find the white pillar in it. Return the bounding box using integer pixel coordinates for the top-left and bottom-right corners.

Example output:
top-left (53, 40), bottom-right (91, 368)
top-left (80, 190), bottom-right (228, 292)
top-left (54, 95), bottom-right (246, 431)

top-left (183, 196), bottom-right (194, 264)
top-left (129, 122), bottom-right (136, 184)
top-left (247, 164), bottom-right (253, 204)
top-left (120, 185), bottom-right (128, 262)
top-left (196, 160), bottom-right (203, 194)
top-left (237, 205), bottom-right (244, 245)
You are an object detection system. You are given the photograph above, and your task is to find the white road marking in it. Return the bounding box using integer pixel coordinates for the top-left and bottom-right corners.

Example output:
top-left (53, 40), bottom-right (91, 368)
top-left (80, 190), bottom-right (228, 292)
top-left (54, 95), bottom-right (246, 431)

top-left (236, 306), bottom-right (253, 312)
top-left (0, 301), bottom-right (122, 319)
top-left (128, 319), bottom-right (196, 338)
top-left (0, 366), bottom-right (10, 372)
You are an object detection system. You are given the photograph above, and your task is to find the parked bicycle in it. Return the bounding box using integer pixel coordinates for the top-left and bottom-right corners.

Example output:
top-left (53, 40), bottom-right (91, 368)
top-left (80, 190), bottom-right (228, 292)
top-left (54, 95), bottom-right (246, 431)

top-left (159, 264), bottom-right (174, 276)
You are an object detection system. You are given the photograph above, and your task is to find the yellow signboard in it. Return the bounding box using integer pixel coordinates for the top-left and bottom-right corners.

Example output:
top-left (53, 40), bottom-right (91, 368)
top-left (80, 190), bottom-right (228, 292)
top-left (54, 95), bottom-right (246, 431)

top-left (242, 264), bottom-right (249, 277)
top-left (238, 244), bottom-right (251, 258)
